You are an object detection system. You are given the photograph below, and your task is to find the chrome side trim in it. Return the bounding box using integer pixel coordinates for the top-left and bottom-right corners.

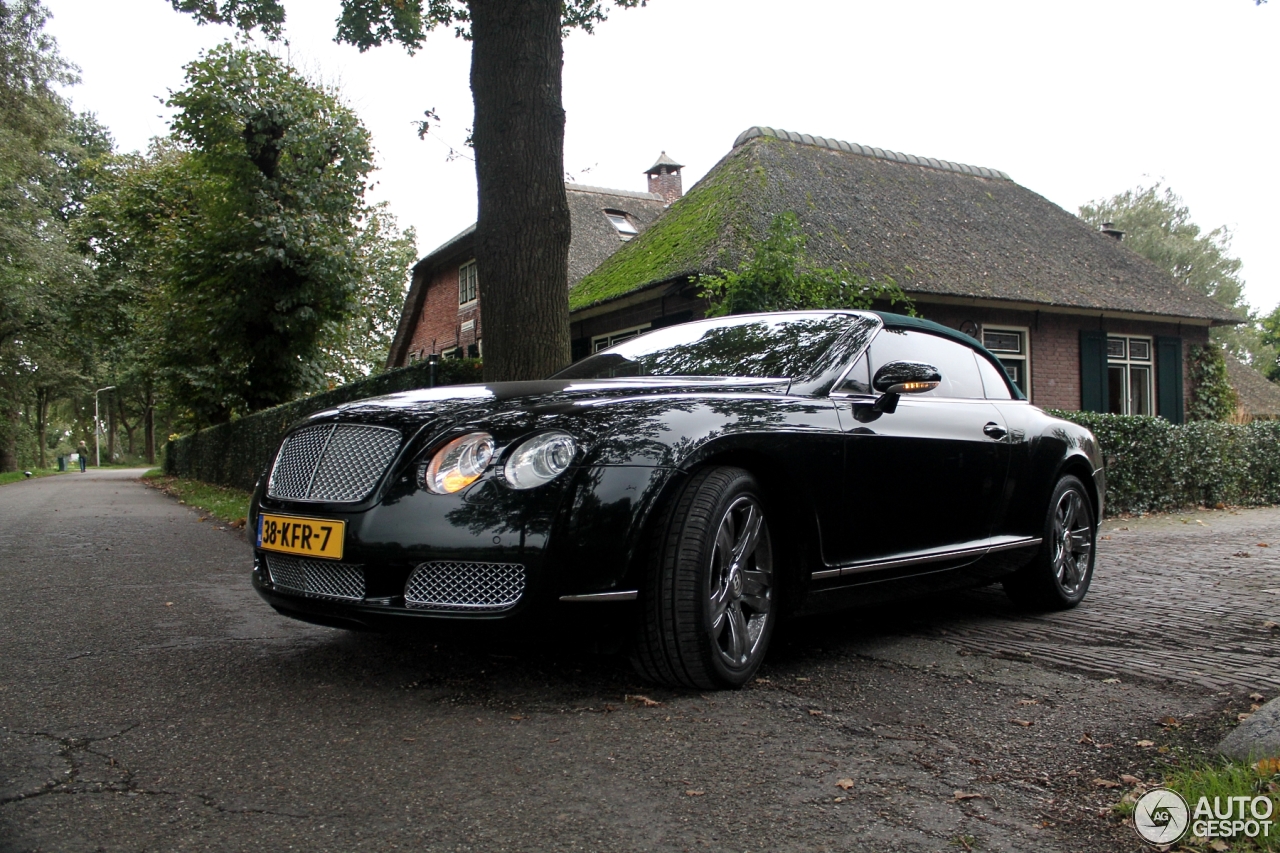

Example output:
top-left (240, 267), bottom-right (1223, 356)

top-left (811, 536), bottom-right (1042, 580)
top-left (559, 590), bottom-right (639, 602)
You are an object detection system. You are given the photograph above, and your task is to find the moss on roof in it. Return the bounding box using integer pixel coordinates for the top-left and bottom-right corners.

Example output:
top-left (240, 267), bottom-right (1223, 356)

top-left (569, 129), bottom-right (1242, 325)
top-left (568, 144), bottom-right (765, 311)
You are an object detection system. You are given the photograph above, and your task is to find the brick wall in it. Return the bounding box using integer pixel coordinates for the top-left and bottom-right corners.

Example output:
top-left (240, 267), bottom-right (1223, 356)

top-left (913, 302), bottom-right (1209, 414)
top-left (403, 262), bottom-right (482, 360)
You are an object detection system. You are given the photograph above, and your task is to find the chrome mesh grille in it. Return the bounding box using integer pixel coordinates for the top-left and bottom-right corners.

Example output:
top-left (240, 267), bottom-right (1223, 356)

top-left (265, 554), bottom-right (365, 601)
top-left (404, 562), bottom-right (526, 612)
top-left (267, 423), bottom-right (401, 503)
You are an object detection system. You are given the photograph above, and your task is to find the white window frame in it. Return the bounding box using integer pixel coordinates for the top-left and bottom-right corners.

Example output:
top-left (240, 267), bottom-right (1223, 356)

top-left (605, 211), bottom-right (638, 241)
top-left (980, 325), bottom-right (1031, 400)
top-left (1106, 334), bottom-right (1154, 416)
top-left (591, 324), bottom-right (651, 353)
top-left (458, 260), bottom-right (478, 308)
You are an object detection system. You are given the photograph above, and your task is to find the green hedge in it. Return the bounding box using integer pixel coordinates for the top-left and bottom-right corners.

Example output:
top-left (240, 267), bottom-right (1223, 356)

top-left (168, 373), bottom-right (1280, 516)
top-left (1049, 411), bottom-right (1280, 515)
top-left (164, 359), bottom-right (483, 492)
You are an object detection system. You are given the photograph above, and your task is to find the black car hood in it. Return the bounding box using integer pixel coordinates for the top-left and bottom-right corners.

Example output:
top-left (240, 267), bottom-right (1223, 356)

top-left (303, 376), bottom-right (792, 431)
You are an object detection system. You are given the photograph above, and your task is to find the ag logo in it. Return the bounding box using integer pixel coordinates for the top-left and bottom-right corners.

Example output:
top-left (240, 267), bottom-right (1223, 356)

top-left (1133, 788), bottom-right (1190, 845)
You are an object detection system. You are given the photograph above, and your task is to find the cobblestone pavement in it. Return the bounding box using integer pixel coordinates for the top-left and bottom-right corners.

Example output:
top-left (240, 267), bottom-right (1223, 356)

top-left (905, 506), bottom-right (1280, 695)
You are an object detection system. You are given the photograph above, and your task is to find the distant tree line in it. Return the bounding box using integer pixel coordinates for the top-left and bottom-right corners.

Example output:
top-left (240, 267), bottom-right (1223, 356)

top-left (0, 0), bottom-right (416, 472)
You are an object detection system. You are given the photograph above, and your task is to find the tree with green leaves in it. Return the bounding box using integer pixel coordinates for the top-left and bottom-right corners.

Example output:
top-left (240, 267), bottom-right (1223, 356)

top-left (0, 0), bottom-right (91, 471)
top-left (1079, 182), bottom-right (1278, 390)
top-left (312, 205), bottom-right (417, 387)
top-left (169, 0), bottom-right (645, 384)
top-left (698, 212), bottom-right (914, 318)
top-left (152, 44), bottom-right (375, 423)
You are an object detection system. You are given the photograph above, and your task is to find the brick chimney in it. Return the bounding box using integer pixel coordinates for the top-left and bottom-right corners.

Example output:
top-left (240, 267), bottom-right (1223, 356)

top-left (644, 152), bottom-right (684, 205)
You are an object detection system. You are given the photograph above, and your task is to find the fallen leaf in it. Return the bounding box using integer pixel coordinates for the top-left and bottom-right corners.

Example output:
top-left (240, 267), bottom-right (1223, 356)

top-left (1136, 740), bottom-right (1155, 748)
top-left (1100, 535), bottom-right (1111, 540)
top-left (1233, 550), bottom-right (1252, 557)
top-left (1215, 502), bottom-right (1226, 510)
top-left (835, 778), bottom-right (855, 791)
top-left (1210, 840), bottom-right (1229, 852)
top-left (685, 790), bottom-right (704, 797)
top-left (165, 602), bottom-right (173, 607)
top-left (1254, 757), bottom-right (1280, 775)
top-left (1160, 716), bottom-right (1182, 729)
top-left (1250, 692), bottom-right (1266, 702)
top-left (1259, 543), bottom-right (1271, 548)
top-left (1079, 733), bottom-right (1096, 744)
top-left (1093, 778), bottom-right (1122, 789)
top-left (510, 715), bottom-right (527, 721)
top-left (1238, 713), bottom-right (1253, 722)
top-left (625, 694), bottom-right (663, 708)
top-left (1017, 698), bottom-right (1040, 706)
top-left (402, 737), bottom-right (416, 743)
top-left (1011, 719), bottom-right (1033, 727)
top-left (1120, 774), bottom-right (1142, 785)
top-left (952, 791), bottom-right (984, 801)
top-left (233, 517), bottom-right (247, 528)
top-left (1102, 677), bottom-right (1121, 684)
top-left (197, 516), bottom-right (206, 522)
top-left (833, 796), bottom-right (845, 803)
top-left (809, 709), bottom-right (824, 716)
top-left (1264, 621), bottom-right (1279, 631)
top-left (794, 677), bottom-right (810, 683)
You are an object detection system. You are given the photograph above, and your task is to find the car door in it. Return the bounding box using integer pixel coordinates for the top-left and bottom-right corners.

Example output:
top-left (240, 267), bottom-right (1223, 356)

top-left (827, 328), bottom-right (1012, 570)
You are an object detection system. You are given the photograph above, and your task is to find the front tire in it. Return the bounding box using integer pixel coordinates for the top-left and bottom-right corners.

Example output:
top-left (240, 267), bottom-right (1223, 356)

top-left (1003, 474), bottom-right (1096, 610)
top-left (631, 467), bottom-right (776, 689)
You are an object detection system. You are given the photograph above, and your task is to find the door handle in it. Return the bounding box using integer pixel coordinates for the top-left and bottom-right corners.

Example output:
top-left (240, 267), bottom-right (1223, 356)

top-left (982, 422), bottom-right (1008, 440)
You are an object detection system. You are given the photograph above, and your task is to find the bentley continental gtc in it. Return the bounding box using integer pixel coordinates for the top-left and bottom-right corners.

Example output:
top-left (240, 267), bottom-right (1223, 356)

top-left (249, 311), bottom-right (1103, 689)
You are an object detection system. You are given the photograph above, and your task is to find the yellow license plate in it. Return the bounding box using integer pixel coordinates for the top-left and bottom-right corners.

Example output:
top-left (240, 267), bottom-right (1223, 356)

top-left (257, 513), bottom-right (345, 560)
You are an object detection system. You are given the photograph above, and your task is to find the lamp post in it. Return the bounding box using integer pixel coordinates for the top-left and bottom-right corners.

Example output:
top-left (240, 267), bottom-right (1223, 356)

top-left (94, 385), bottom-right (115, 468)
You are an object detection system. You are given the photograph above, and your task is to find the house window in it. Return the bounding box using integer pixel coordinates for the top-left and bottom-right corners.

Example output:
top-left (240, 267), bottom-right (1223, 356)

top-left (1106, 335), bottom-right (1153, 415)
top-left (440, 346), bottom-right (460, 360)
top-left (981, 326), bottom-right (1030, 398)
top-left (605, 211), bottom-right (638, 241)
top-left (458, 261), bottom-right (478, 307)
top-left (592, 324), bottom-right (651, 353)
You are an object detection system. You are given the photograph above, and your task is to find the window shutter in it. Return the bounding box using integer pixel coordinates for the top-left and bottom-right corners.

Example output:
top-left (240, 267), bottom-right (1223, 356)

top-left (1079, 329), bottom-right (1108, 412)
top-left (1156, 336), bottom-right (1184, 424)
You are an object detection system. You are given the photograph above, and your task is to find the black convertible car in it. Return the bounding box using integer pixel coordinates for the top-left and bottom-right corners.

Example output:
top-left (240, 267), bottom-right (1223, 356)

top-left (249, 310), bottom-right (1102, 689)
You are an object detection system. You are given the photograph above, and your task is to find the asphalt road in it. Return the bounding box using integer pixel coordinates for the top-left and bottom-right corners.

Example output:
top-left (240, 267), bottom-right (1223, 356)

top-left (1, 470), bottom-right (1273, 852)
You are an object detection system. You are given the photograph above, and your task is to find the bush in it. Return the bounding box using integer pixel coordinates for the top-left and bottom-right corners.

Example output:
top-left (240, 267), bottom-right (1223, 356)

top-left (165, 358), bottom-right (482, 491)
top-left (1050, 411), bottom-right (1280, 515)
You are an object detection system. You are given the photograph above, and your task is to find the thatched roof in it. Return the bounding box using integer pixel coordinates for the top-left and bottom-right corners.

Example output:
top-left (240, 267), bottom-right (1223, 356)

top-left (569, 127), bottom-right (1242, 326)
top-left (388, 183), bottom-right (667, 365)
top-left (1225, 352), bottom-right (1280, 419)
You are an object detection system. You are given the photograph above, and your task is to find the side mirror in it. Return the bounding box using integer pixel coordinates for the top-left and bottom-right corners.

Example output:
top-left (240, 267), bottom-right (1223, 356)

top-left (855, 361), bottom-right (942, 422)
top-left (872, 361), bottom-right (942, 395)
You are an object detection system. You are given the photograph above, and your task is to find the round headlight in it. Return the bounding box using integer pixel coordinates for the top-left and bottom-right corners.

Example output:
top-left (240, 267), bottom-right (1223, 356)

top-left (424, 432), bottom-right (495, 494)
top-left (504, 431), bottom-right (577, 490)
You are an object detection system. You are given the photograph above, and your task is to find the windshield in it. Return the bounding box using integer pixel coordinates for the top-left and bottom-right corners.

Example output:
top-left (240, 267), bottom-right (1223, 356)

top-left (554, 313), bottom-right (868, 380)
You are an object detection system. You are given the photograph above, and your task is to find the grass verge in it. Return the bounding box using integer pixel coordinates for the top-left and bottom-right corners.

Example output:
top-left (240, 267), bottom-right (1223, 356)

top-left (1165, 759), bottom-right (1280, 852)
top-left (0, 468), bottom-right (66, 486)
top-left (141, 470), bottom-right (252, 528)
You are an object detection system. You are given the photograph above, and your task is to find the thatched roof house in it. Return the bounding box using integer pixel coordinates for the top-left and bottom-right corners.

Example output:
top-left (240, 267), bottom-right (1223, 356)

top-left (1225, 353), bottom-right (1280, 421)
top-left (569, 127), bottom-right (1243, 420)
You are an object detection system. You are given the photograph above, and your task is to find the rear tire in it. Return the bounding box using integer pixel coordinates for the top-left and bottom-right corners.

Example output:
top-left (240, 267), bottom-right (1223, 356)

top-left (631, 467), bottom-right (776, 689)
top-left (1003, 474), bottom-right (1096, 610)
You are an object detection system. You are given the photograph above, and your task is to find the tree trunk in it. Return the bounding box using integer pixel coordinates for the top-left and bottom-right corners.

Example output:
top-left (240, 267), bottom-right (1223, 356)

top-left (35, 387), bottom-right (48, 469)
top-left (107, 393), bottom-right (116, 464)
top-left (144, 401), bottom-right (155, 465)
top-left (469, 0), bottom-right (572, 382)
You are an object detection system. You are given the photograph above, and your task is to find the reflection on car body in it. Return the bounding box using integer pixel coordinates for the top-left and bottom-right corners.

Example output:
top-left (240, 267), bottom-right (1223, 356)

top-left (249, 310), bottom-right (1103, 689)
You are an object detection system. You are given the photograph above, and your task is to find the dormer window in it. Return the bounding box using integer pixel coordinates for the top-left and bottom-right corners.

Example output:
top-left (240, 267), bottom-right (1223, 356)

top-left (605, 211), bottom-right (638, 241)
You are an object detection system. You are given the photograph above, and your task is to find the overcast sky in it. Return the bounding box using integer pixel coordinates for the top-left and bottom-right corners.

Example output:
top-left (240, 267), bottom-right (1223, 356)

top-left (44, 0), bottom-right (1280, 313)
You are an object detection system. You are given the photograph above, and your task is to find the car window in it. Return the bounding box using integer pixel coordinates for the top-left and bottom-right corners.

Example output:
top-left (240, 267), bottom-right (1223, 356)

top-left (555, 313), bottom-right (875, 380)
top-left (975, 354), bottom-right (1014, 400)
top-left (835, 353), bottom-right (872, 395)
top-left (867, 329), bottom-right (986, 399)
